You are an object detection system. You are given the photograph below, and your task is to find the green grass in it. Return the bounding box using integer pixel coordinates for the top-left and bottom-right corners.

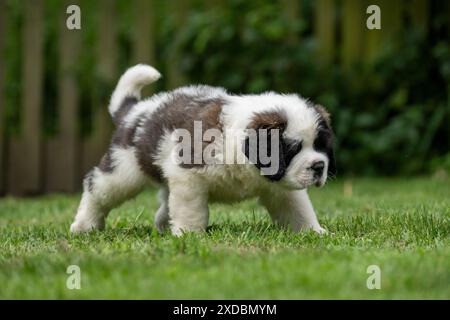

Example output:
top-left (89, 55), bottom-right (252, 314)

top-left (0, 178), bottom-right (449, 299)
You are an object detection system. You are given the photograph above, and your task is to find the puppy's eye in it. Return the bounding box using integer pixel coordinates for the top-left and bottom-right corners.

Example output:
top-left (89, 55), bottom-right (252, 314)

top-left (314, 130), bottom-right (332, 151)
top-left (283, 140), bottom-right (302, 166)
top-left (287, 141), bottom-right (302, 154)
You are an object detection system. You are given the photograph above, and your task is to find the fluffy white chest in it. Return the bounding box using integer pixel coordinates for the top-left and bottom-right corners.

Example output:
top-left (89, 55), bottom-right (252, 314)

top-left (202, 165), bottom-right (269, 203)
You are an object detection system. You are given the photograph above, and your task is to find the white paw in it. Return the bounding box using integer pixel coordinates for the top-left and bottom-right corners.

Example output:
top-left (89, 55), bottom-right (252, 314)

top-left (313, 226), bottom-right (328, 235)
top-left (169, 224), bottom-right (205, 237)
top-left (70, 220), bottom-right (103, 233)
top-left (70, 221), bottom-right (90, 233)
top-left (170, 225), bottom-right (185, 237)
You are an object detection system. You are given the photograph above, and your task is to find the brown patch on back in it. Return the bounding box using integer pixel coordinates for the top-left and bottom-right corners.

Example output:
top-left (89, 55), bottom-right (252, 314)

top-left (134, 92), bottom-right (227, 181)
top-left (248, 109), bottom-right (288, 131)
top-left (198, 100), bottom-right (223, 132)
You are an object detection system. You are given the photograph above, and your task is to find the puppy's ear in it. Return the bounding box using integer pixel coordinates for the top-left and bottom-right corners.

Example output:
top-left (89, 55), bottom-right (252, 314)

top-left (314, 104), bottom-right (331, 127)
top-left (243, 110), bottom-right (288, 181)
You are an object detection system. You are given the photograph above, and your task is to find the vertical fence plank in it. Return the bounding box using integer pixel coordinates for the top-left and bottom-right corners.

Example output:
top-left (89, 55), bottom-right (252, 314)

top-left (82, 0), bottom-right (116, 178)
top-left (281, 0), bottom-right (301, 43)
top-left (132, 0), bottom-right (156, 96)
top-left (22, 0), bottom-right (44, 194)
top-left (8, 0), bottom-right (44, 195)
top-left (341, 0), bottom-right (365, 68)
top-left (365, 0), bottom-right (403, 64)
top-left (132, 0), bottom-right (155, 65)
top-left (364, 0), bottom-right (382, 64)
top-left (281, 0), bottom-right (301, 22)
top-left (408, 0), bottom-right (428, 33)
top-left (45, 0), bottom-right (81, 193)
top-left (0, 0), bottom-right (5, 194)
top-left (166, 1), bottom-right (189, 88)
top-left (383, 0), bottom-right (403, 36)
top-left (315, 0), bottom-right (336, 66)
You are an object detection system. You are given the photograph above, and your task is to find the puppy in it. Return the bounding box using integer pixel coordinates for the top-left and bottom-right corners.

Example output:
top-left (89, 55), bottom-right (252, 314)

top-left (70, 64), bottom-right (336, 236)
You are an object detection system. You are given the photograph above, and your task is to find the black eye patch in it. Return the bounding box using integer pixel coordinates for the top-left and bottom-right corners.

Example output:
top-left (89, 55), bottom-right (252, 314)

top-left (243, 132), bottom-right (303, 182)
top-left (282, 138), bottom-right (302, 167)
top-left (313, 129), bottom-right (332, 153)
top-left (243, 129), bottom-right (286, 181)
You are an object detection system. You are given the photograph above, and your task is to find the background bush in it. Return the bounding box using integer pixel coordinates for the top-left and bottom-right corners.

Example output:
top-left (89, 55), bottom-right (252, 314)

top-left (174, 0), bottom-right (450, 176)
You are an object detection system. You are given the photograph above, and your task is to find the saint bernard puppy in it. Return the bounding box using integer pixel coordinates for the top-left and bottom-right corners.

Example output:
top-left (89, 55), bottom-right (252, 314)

top-left (70, 64), bottom-right (336, 236)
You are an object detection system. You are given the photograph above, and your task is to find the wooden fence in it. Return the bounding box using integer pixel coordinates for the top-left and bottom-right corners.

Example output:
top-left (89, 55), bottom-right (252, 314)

top-left (0, 0), bottom-right (432, 195)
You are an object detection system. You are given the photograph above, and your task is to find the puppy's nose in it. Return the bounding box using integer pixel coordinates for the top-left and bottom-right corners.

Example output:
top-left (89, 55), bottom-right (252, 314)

top-left (310, 161), bottom-right (325, 177)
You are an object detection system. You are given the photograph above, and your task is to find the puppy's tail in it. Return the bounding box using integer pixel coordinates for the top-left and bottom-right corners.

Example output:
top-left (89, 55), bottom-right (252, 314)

top-left (109, 64), bottom-right (161, 125)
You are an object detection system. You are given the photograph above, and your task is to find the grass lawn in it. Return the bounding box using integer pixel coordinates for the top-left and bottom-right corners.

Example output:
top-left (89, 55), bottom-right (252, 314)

top-left (0, 178), bottom-right (449, 299)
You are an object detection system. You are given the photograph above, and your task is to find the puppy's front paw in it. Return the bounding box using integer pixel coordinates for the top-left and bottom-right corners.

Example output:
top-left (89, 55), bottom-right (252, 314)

top-left (170, 225), bottom-right (188, 237)
top-left (70, 219), bottom-right (104, 234)
top-left (313, 226), bottom-right (328, 235)
top-left (70, 221), bottom-right (90, 233)
top-left (169, 223), bottom-right (205, 237)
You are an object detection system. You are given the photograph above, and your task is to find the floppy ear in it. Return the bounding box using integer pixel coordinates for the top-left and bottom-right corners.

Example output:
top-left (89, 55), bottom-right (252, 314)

top-left (243, 110), bottom-right (288, 181)
top-left (314, 104), bottom-right (331, 127)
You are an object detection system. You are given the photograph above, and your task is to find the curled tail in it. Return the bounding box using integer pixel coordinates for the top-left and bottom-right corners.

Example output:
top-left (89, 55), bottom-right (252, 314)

top-left (109, 64), bottom-right (161, 125)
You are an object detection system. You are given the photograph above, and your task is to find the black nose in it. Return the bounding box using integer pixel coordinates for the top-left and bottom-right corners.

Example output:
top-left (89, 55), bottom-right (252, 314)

top-left (311, 161), bottom-right (325, 177)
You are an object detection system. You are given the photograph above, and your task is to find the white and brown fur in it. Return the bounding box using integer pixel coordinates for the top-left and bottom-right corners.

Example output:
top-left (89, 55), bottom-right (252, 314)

top-left (70, 64), bottom-right (336, 236)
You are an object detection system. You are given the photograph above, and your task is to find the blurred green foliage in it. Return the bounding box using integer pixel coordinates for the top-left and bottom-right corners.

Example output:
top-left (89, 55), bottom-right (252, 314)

top-left (2, 0), bottom-right (450, 176)
top-left (175, 0), bottom-right (450, 176)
